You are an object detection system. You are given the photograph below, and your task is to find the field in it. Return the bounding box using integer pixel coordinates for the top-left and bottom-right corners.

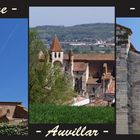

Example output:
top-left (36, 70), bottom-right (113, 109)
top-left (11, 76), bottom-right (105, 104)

top-left (30, 104), bottom-right (115, 124)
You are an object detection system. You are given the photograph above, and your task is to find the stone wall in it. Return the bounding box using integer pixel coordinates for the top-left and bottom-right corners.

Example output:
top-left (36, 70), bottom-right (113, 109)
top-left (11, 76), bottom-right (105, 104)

top-left (116, 25), bottom-right (130, 134)
top-left (116, 24), bottom-right (140, 134)
top-left (128, 51), bottom-right (140, 134)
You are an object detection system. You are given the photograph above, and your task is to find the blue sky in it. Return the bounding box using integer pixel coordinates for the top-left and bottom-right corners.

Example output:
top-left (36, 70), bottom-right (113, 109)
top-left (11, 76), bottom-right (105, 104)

top-left (0, 19), bottom-right (28, 108)
top-left (29, 7), bottom-right (114, 27)
top-left (117, 18), bottom-right (140, 51)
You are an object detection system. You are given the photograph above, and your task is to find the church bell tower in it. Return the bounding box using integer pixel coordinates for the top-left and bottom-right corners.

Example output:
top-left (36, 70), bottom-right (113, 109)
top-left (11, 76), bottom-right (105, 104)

top-left (49, 35), bottom-right (63, 66)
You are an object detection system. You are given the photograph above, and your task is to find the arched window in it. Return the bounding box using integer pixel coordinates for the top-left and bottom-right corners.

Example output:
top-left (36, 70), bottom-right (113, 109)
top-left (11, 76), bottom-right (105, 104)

top-left (54, 52), bottom-right (57, 58)
top-left (93, 87), bottom-right (95, 93)
top-left (7, 109), bottom-right (10, 116)
top-left (58, 52), bottom-right (61, 57)
top-left (7, 109), bottom-right (10, 113)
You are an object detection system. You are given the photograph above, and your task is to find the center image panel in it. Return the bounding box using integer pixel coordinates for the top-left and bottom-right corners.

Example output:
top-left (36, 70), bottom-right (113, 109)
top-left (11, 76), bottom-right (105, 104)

top-left (29, 7), bottom-right (115, 124)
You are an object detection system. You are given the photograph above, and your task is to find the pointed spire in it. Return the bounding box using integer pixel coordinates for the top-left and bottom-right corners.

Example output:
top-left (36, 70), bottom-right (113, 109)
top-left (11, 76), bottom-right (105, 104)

top-left (50, 35), bottom-right (63, 52)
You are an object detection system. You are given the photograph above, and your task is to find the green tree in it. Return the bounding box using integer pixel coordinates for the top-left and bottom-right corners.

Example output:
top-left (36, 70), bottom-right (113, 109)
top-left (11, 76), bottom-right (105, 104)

top-left (43, 65), bottom-right (75, 105)
top-left (29, 30), bottom-right (75, 104)
top-left (29, 29), bottom-right (47, 103)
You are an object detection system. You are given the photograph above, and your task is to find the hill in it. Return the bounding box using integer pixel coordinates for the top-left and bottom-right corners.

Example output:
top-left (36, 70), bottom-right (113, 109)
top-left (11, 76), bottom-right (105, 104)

top-left (32, 23), bottom-right (114, 42)
top-left (31, 23), bottom-right (114, 53)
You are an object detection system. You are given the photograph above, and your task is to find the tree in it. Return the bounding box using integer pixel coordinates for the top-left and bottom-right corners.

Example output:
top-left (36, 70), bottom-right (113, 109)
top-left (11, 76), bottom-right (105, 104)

top-left (29, 29), bottom-right (75, 104)
top-left (43, 65), bottom-right (75, 105)
top-left (29, 29), bottom-right (47, 103)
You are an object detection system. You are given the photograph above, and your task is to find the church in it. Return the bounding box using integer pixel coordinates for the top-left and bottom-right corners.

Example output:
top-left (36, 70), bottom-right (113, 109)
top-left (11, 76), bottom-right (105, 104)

top-left (39, 36), bottom-right (115, 99)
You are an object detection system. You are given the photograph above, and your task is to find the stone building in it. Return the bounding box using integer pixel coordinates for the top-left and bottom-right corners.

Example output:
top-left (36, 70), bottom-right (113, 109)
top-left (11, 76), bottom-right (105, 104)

top-left (116, 24), bottom-right (140, 134)
top-left (0, 102), bottom-right (28, 123)
top-left (39, 36), bottom-right (115, 100)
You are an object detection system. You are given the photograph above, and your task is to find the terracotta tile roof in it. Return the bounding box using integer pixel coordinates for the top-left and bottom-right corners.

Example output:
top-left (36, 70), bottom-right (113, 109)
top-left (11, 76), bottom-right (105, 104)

top-left (73, 62), bottom-right (87, 72)
top-left (0, 102), bottom-right (21, 105)
top-left (64, 53), bottom-right (114, 61)
top-left (102, 73), bottom-right (112, 79)
top-left (50, 36), bottom-right (63, 52)
top-left (87, 77), bottom-right (100, 85)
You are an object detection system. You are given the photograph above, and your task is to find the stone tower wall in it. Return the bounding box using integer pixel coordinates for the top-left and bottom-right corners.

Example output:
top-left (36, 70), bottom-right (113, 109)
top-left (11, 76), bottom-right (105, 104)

top-left (127, 51), bottom-right (140, 134)
top-left (116, 25), bottom-right (140, 134)
top-left (116, 26), bottom-right (130, 134)
top-left (51, 52), bottom-right (63, 64)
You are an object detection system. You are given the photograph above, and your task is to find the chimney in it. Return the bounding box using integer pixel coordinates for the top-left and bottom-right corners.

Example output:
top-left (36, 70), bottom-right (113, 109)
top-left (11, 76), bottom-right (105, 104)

top-left (103, 63), bottom-right (107, 74)
top-left (68, 50), bottom-right (74, 76)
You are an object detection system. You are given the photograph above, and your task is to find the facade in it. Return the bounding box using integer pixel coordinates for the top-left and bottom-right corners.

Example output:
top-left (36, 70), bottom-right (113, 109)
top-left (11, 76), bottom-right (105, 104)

top-left (116, 24), bottom-right (140, 134)
top-left (0, 102), bottom-right (28, 123)
top-left (39, 36), bottom-right (115, 100)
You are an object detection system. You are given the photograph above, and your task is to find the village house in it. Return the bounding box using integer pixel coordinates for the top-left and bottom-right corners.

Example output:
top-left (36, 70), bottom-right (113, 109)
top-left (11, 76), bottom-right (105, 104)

top-left (0, 102), bottom-right (28, 123)
top-left (39, 36), bottom-right (115, 102)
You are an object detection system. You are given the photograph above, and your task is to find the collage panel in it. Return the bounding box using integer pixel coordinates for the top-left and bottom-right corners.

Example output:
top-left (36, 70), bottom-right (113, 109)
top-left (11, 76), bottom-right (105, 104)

top-left (29, 7), bottom-right (115, 124)
top-left (0, 19), bottom-right (28, 136)
top-left (1, 0), bottom-right (140, 138)
top-left (116, 18), bottom-right (140, 134)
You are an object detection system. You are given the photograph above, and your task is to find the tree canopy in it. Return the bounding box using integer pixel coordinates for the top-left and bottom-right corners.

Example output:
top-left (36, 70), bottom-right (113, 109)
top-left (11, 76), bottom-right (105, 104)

top-left (29, 30), bottom-right (75, 105)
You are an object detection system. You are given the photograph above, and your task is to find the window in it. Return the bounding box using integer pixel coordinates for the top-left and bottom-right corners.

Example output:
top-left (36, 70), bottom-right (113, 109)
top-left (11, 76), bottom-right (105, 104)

top-left (58, 52), bottom-right (61, 57)
top-left (7, 109), bottom-right (10, 113)
top-left (54, 52), bottom-right (57, 58)
top-left (7, 109), bottom-right (10, 116)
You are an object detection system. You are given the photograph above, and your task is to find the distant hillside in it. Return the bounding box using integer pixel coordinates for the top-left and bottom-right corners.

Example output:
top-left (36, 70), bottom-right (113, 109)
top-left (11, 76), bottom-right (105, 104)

top-left (31, 23), bottom-right (114, 44)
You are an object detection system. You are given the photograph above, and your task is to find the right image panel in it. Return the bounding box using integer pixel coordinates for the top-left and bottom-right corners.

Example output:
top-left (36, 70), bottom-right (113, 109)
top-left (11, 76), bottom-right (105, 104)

top-left (116, 18), bottom-right (140, 134)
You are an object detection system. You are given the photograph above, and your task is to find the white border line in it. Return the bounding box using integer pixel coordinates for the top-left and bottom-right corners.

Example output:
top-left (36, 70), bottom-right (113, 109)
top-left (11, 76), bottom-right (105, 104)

top-left (12, 8), bottom-right (18, 11)
top-left (130, 8), bottom-right (135, 10)
top-left (36, 130), bottom-right (42, 133)
top-left (103, 130), bottom-right (109, 133)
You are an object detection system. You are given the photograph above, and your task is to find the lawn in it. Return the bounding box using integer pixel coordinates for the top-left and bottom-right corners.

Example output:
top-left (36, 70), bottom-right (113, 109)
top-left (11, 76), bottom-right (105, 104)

top-left (30, 104), bottom-right (115, 124)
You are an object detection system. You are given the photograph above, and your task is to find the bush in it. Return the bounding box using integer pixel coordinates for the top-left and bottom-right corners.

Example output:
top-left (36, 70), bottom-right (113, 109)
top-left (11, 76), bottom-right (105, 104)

top-left (0, 123), bottom-right (28, 136)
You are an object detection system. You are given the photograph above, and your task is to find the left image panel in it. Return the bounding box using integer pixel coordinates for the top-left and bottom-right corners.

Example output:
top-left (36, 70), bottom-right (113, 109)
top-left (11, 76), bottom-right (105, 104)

top-left (0, 19), bottom-right (28, 136)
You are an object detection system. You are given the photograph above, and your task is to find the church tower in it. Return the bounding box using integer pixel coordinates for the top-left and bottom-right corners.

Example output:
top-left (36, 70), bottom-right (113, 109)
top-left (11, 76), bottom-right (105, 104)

top-left (50, 35), bottom-right (63, 66)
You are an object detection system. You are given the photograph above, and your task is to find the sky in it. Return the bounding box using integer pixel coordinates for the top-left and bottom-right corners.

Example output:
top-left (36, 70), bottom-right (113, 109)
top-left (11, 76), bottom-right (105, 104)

top-left (29, 7), bottom-right (115, 27)
top-left (117, 18), bottom-right (140, 51)
top-left (0, 19), bottom-right (28, 108)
